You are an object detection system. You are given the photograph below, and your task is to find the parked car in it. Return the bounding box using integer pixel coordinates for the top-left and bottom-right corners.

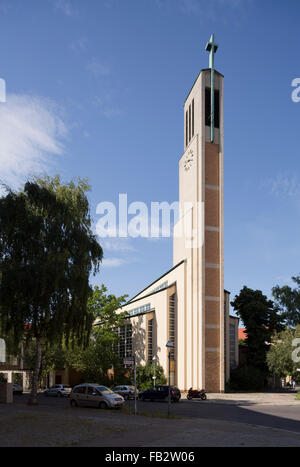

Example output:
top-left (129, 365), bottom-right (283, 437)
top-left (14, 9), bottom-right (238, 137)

top-left (69, 384), bottom-right (124, 409)
top-left (139, 385), bottom-right (181, 402)
top-left (113, 385), bottom-right (138, 400)
top-left (43, 384), bottom-right (72, 397)
top-left (13, 384), bottom-right (23, 395)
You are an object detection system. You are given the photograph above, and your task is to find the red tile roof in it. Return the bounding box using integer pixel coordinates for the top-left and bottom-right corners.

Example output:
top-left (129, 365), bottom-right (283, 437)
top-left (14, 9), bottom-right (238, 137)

top-left (238, 328), bottom-right (247, 340)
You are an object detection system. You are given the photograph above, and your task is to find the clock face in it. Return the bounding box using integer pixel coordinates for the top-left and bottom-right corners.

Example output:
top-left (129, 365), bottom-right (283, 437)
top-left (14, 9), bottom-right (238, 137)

top-left (184, 149), bottom-right (194, 171)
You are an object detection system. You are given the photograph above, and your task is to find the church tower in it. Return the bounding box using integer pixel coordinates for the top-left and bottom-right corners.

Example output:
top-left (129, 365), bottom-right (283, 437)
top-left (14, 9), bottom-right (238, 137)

top-left (173, 35), bottom-right (224, 392)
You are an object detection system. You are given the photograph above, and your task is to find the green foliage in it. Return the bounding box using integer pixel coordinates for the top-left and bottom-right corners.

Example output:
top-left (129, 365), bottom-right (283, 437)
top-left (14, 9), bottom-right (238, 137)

top-left (135, 363), bottom-right (167, 391)
top-left (66, 285), bottom-right (128, 385)
top-left (0, 175), bottom-right (103, 401)
top-left (66, 332), bottom-right (120, 384)
top-left (88, 284), bottom-right (128, 326)
top-left (23, 339), bottom-right (67, 381)
top-left (272, 276), bottom-right (300, 327)
top-left (231, 286), bottom-right (284, 374)
top-left (267, 325), bottom-right (300, 379)
top-left (0, 373), bottom-right (7, 383)
top-left (227, 366), bottom-right (265, 392)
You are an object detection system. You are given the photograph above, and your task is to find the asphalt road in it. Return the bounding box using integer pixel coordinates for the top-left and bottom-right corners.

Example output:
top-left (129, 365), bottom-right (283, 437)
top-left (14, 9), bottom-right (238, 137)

top-left (15, 393), bottom-right (300, 435)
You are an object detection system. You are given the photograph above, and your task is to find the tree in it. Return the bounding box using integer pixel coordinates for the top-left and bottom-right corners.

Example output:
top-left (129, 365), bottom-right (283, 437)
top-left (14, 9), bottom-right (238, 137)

top-left (23, 340), bottom-right (67, 386)
top-left (272, 276), bottom-right (300, 327)
top-left (0, 176), bottom-right (103, 404)
top-left (267, 326), bottom-right (300, 379)
top-left (231, 286), bottom-right (284, 375)
top-left (88, 284), bottom-right (128, 327)
top-left (66, 285), bottom-right (128, 384)
top-left (136, 363), bottom-right (167, 391)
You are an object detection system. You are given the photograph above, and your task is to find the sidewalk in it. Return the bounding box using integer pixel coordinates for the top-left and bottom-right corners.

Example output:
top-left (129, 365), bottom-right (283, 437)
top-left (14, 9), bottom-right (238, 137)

top-left (0, 403), bottom-right (300, 447)
top-left (204, 392), bottom-right (300, 406)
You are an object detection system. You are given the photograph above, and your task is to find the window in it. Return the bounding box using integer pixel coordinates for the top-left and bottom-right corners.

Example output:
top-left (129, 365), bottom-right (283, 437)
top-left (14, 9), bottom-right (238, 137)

top-left (128, 303), bottom-right (151, 317)
top-left (148, 319), bottom-right (154, 364)
top-left (169, 294), bottom-right (176, 360)
top-left (186, 111), bottom-right (188, 147)
top-left (192, 99), bottom-right (194, 138)
top-left (74, 387), bottom-right (86, 394)
top-left (186, 99), bottom-right (195, 147)
top-left (205, 88), bottom-right (220, 129)
top-left (115, 323), bottom-right (133, 359)
top-left (151, 281), bottom-right (168, 294)
top-left (189, 104), bottom-right (191, 142)
top-left (96, 386), bottom-right (113, 394)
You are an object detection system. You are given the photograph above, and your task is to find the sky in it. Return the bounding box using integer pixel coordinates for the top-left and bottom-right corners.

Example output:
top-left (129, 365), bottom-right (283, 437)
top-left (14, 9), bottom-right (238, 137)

top-left (0, 0), bottom-right (300, 314)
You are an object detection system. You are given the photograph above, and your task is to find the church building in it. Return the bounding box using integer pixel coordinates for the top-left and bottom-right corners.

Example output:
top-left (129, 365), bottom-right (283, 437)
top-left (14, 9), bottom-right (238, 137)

top-left (115, 36), bottom-right (239, 393)
top-left (0, 36), bottom-right (239, 392)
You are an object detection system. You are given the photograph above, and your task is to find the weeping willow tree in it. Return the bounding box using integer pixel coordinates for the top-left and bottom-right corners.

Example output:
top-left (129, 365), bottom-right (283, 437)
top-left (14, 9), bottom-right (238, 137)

top-left (0, 176), bottom-right (103, 404)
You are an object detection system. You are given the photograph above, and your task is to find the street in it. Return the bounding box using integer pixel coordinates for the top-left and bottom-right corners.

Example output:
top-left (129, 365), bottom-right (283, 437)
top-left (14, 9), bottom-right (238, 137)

top-left (13, 392), bottom-right (300, 435)
top-left (2, 392), bottom-right (300, 447)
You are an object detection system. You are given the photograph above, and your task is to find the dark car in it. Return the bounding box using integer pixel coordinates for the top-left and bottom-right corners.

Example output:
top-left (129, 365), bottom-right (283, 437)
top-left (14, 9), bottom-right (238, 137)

top-left (113, 385), bottom-right (138, 400)
top-left (139, 385), bottom-right (181, 402)
top-left (13, 384), bottom-right (23, 395)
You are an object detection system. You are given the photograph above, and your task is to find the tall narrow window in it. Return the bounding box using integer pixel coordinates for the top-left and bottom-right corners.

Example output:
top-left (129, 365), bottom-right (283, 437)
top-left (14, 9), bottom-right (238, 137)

top-left (185, 111), bottom-right (188, 147)
top-left (188, 104), bottom-right (191, 142)
top-left (148, 319), bottom-right (153, 364)
top-left (192, 99), bottom-right (194, 138)
top-left (169, 294), bottom-right (176, 360)
top-left (115, 323), bottom-right (132, 359)
top-left (205, 88), bottom-right (220, 129)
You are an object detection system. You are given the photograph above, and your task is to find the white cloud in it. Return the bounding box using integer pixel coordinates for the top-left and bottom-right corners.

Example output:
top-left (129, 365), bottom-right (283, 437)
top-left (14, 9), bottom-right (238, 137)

top-left (54, 0), bottom-right (74, 16)
top-left (101, 239), bottom-right (136, 252)
top-left (156, 0), bottom-right (252, 23)
top-left (102, 258), bottom-right (125, 268)
top-left (86, 59), bottom-right (111, 77)
top-left (70, 38), bottom-right (88, 53)
top-left (264, 173), bottom-right (300, 199)
top-left (0, 94), bottom-right (67, 193)
top-left (91, 95), bottom-right (122, 119)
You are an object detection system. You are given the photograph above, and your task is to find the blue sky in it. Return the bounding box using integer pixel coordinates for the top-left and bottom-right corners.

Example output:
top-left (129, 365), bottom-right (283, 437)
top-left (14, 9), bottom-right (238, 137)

top-left (0, 0), bottom-right (300, 312)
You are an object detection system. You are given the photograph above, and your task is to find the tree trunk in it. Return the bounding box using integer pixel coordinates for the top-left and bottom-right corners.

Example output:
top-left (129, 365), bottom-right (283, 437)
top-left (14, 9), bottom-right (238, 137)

top-left (28, 337), bottom-right (42, 405)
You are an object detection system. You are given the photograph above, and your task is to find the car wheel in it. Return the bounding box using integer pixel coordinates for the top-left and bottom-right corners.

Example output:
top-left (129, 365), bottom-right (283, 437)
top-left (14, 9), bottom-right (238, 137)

top-left (57, 392), bottom-right (62, 397)
top-left (99, 401), bottom-right (108, 410)
top-left (70, 399), bottom-right (78, 408)
top-left (124, 394), bottom-right (129, 401)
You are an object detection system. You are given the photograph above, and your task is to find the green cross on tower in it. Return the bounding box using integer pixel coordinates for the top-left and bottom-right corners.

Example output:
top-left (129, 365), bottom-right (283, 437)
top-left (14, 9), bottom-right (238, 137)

top-left (205, 34), bottom-right (218, 143)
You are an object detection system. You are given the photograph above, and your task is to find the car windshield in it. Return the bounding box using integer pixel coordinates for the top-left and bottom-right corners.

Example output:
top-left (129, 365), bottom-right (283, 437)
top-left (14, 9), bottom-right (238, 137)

top-left (95, 386), bottom-right (113, 395)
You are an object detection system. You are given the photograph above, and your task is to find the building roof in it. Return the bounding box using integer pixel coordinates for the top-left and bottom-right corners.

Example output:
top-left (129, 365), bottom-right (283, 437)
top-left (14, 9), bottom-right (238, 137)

top-left (127, 260), bottom-right (186, 304)
top-left (185, 68), bottom-right (224, 103)
top-left (238, 328), bottom-right (247, 340)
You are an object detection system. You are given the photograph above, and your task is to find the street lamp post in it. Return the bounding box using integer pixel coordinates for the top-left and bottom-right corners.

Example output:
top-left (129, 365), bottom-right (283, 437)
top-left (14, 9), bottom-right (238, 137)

top-left (166, 340), bottom-right (174, 418)
top-left (152, 356), bottom-right (157, 386)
